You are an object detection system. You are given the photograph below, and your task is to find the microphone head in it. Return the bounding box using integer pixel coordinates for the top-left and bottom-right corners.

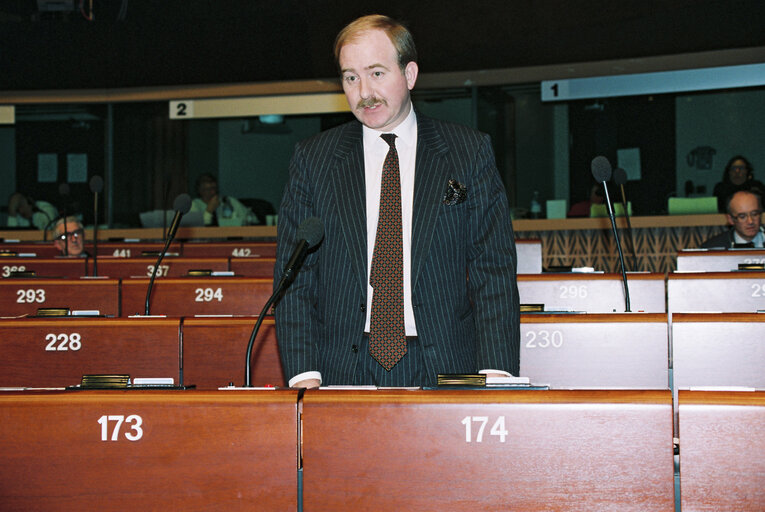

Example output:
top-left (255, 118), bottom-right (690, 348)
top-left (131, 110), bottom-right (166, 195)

top-left (172, 193), bottom-right (192, 214)
top-left (591, 156), bottom-right (613, 183)
top-left (58, 183), bottom-right (71, 196)
top-left (297, 217), bottom-right (324, 248)
top-left (89, 175), bottom-right (104, 193)
top-left (612, 167), bottom-right (627, 186)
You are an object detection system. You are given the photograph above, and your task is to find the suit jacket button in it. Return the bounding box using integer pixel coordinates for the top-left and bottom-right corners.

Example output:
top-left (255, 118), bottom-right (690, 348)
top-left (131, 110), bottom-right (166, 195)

top-left (351, 344), bottom-right (359, 353)
top-left (359, 303), bottom-right (366, 312)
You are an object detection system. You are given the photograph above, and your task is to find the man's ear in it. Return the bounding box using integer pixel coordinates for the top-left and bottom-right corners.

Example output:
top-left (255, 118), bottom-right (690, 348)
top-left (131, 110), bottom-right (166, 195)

top-left (726, 214), bottom-right (735, 226)
top-left (404, 61), bottom-right (418, 90)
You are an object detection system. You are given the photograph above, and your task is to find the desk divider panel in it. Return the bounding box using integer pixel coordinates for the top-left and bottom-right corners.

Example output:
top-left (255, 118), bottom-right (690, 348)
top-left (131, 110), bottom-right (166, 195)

top-left (671, 313), bottom-right (765, 389)
top-left (0, 278), bottom-right (120, 317)
top-left (518, 272), bottom-right (666, 313)
top-left (301, 389), bottom-right (675, 511)
top-left (0, 390), bottom-right (299, 511)
top-left (678, 390), bottom-right (765, 511)
top-left (181, 316), bottom-right (283, 388)
top-left (90, 256), bottom-right (229, 279)
top-left (520, 313), bottom-right (669, 389)
top-left (120, 277), bottom-right (273, 317)
top-left (668, 271), bottom-right (765, 313)
top-left (0, 317), bottom-right (181, 387)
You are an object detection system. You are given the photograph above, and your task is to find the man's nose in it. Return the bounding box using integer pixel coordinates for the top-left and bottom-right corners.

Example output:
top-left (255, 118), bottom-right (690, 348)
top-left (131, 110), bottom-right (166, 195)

top-left (358, 77), bottom-right (371, 99)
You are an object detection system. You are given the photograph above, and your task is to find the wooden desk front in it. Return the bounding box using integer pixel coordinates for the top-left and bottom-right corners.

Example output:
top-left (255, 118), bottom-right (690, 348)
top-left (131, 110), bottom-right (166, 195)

top-left (521, 313), bottom-right (669, 389)
top-left (518, 272), bottom-right (666, 313)
top-left (182, 316), bottom-right (283, 388)
top-left (0, 317), bottom-right (181, 387)
top-left (181, 241), bottom-right (276, 258)
top-left (516, 239), bottom-right (543, 274)
top-left (676, 248), bottom-right (765, 272)
top-left (0, 278), bottom-right (120, 317)
top-left (87, 241), bottom-right (181, 258)
top-left (678, 390), bottom-right (765, 511)
top-left (89, 256), bottom-right (229, 279)
top-left (671, 313), bottom-right (765, 389)
top-left (0, 242), bottom-right (60, 257)
top-left (229, 257), bottom-right (276, 277)
top-left (0, 257), bottom-right (88, 278)
top-left (121, 277), bottom-right (273, 317)
top-left (0, 390), bottom-right (298, 511)
top-left (668, 271), bottom-right (765, 313)
top-left (302, 389), bottom-right (674, 511)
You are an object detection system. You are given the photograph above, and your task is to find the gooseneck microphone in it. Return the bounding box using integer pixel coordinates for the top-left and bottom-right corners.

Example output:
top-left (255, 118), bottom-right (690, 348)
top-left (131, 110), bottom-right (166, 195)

top-left (90, 176), bottom-right (104, 276)
top-left (244, 217), bottom-right (324, 387)
top-left (144, 193), bottom-right (192, 315)
top-left (612, 167), bottom-right (637, 271)
top-left (591, 156), bottom-right (631, 312)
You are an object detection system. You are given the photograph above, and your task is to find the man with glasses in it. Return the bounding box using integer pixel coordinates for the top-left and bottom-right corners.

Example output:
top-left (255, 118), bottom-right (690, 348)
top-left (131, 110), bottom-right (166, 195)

top-left (51, 216), bottom-right (87, 257)
top-left (702, 190), bottom-right (764, 248)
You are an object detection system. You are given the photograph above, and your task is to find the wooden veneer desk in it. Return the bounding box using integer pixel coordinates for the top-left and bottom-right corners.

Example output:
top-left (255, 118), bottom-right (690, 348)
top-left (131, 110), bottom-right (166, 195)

top-left (182, 316), bottom-right (282, 388)
top-left (521, 313), bottom-right (669, 389)
top-left (0, 390), bottom-right (299, 511)
top-left (672, 313), bottom-right (765, 389)
top-left (668, 271), bottom-right (765, 313)
top-left (518, 272), bottom-right (666, 313)
top-left (301, 389), bottom-right (675, 511)
top-left (0, 277), bottom-right (120, 317)
top-left (0, 317), bottom-right (181, 388)
top-left (676, 248), bottom-right (765, 272)
top-left (678, 390), bottom-right (765, 512)
top-left (120, 277), bottom-right (273, 317)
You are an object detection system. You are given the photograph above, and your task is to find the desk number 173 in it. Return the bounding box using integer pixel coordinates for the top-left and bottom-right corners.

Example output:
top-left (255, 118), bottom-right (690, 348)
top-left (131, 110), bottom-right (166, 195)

top-left (461, 416), bottom-right (508, 443)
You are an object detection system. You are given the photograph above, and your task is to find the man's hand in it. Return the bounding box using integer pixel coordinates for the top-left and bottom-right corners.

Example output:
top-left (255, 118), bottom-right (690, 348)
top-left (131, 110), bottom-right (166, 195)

top-left (292, 378), bottom-right (321, 389)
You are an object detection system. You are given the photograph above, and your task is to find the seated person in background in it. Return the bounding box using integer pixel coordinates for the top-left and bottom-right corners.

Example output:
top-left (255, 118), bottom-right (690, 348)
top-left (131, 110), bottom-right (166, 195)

top-left (51, 216), bottom-right (87, 257)
top-left (190, 173), bottom-right (255, 226)
top-left (567, 183), bottom-right (605, 217)
top-left (701, 190), bottom-right (764, 248)
top-left (6, 192), bottom-right (58, 230)
top-left (713, 155), bottom-right (765, 213)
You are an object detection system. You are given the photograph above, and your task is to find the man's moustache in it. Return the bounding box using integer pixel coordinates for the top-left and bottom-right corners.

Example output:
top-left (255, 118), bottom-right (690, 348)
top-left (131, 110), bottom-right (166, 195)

top-left (357, 97), bottom-right (386, 109)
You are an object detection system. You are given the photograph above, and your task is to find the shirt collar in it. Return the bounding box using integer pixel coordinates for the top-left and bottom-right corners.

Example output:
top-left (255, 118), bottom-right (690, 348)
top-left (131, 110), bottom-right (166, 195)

top-left (362, 103), bottom-right (417, 151)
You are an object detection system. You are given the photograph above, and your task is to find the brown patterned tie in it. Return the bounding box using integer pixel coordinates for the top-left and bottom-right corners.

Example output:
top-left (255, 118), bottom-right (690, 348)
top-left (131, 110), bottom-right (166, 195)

top-left (369, 133), bottom-right (407, 370)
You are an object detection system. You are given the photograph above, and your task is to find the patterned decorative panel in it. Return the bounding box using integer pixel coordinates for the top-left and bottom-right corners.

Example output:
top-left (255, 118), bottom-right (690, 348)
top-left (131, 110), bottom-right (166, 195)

top-left (519, 224), bottom-right (728, 273)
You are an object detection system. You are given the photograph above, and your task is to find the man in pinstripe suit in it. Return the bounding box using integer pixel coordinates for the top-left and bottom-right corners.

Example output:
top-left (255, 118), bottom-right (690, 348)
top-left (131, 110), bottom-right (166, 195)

top-left (274, 14), bottom-right (519, 388)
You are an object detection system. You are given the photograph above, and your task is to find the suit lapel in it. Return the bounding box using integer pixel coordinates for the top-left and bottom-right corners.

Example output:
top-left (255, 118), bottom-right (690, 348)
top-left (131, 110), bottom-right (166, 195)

top-left (412, 114), bottom-right (449, 289)
top-left (332, 122), bottom-right (368, 292)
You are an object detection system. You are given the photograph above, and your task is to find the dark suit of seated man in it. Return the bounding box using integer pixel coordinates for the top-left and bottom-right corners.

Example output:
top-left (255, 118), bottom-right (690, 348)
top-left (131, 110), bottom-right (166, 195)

top-left (701, 190), bottom-right (764, 248)
top-left (274, 15), bottom-right (520, 389)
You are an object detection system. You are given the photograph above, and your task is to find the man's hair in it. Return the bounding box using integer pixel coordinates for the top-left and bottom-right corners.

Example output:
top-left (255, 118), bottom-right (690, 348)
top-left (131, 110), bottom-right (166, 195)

top-left (52, 215), bottom-right (83, 238)
top-left (333, 14), bottom-right (417, 71)
top-left (726, 189), bottom-right (762, 215)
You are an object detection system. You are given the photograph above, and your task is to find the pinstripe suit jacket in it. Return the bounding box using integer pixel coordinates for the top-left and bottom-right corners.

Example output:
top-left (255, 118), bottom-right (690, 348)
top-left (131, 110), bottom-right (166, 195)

top-left (274, 113), bottom-right (520, 386)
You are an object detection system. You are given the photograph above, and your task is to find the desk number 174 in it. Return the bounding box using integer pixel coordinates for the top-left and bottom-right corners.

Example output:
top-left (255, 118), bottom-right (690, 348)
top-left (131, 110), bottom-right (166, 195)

top-left (461, 416), bottom-right (508, 443)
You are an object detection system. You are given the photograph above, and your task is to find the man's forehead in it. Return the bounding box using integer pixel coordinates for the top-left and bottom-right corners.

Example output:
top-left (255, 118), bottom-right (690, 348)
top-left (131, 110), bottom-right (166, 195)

top-left (339, 30), bottom-right (397, 64)
top-left (731, 193), bottom-right (759, 210)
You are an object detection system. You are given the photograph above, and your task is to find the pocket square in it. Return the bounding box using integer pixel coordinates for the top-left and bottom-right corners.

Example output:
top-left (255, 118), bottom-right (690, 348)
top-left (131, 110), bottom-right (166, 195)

top-left (443, 178), bottom-right (467, 205)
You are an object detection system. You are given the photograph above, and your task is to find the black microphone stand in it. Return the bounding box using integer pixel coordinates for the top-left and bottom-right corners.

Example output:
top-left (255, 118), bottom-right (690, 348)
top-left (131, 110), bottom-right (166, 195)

top-left (602, 181), bottom-right (631, 312)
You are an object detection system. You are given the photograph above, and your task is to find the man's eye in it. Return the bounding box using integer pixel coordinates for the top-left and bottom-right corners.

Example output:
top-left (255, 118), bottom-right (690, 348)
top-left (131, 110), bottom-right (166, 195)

top-left (373, 71), bottom-right (383, 77)
top-left (344, 75), bottom-right (357, 83)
